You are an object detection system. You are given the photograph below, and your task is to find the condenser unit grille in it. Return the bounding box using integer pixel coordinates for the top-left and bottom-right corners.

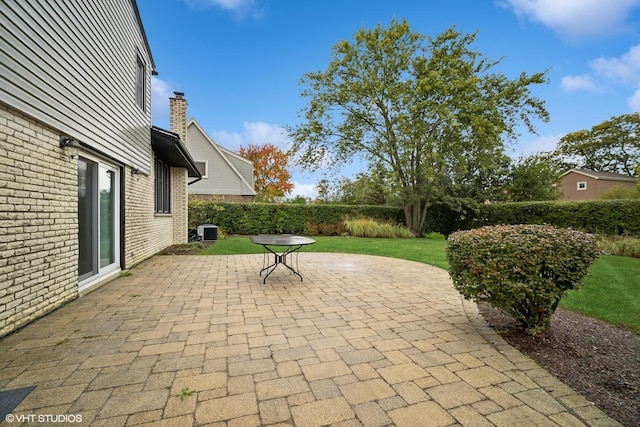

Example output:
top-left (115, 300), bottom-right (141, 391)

top-left (197, 224), bottom-right (218, 242)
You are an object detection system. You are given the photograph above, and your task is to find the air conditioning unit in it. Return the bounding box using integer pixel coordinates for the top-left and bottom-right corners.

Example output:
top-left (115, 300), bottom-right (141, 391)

top-left (197, 224), bottom-right (218, 242)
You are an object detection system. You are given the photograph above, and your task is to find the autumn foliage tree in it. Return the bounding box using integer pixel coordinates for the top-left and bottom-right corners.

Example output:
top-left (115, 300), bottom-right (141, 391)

top-left (238, 143), bottom-right (294, 201)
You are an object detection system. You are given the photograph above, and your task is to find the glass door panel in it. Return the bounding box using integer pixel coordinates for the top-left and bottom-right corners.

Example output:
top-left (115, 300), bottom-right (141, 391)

top-left (99, 167), bottom-right (115, 268)
top-left (78, 158), bottom-right (98, 281)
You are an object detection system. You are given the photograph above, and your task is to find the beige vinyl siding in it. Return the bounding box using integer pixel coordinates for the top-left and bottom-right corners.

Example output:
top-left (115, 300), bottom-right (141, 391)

top-left (0, 0), bottom-right (153, 173)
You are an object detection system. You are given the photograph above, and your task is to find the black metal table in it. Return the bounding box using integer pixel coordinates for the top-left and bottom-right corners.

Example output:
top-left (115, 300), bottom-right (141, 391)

top-left (250, 235), bottom-right (316, 284)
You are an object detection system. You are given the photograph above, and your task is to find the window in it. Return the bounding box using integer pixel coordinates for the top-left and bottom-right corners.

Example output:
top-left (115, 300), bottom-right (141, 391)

top-left (136, 55), bottom-right (145, 111)
top-left (155, 157), bottom-right (170, 213)
top-left (195, 161), bottom-right (208, 178)
top-left (577, 181), bottom-right (587, 191)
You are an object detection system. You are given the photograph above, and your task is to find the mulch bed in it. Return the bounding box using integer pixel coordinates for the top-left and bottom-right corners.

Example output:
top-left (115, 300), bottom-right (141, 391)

top-left (157, 242), bottom-right (214, 255)
top-left (477, 303), bottom-right (640, 426)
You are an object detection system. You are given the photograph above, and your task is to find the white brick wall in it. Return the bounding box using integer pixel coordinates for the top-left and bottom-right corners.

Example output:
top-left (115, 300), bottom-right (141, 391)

top-left (172, 168), bottom-right (188, 244)
top-left (0, 103), bottom-right (77, 336)
top-left (168, 92), bottom-right (189, 245)
top-left (123, 155), bottom-right (178, 267)
top-left (1, 101), bottom-right (192, 337)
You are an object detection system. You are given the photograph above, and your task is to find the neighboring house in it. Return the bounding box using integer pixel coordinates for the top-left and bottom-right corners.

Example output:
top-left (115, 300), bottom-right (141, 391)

top-left (0, 1), bottom-right (200, 337)
top-left (187, 119), bottom-right (257, 202)
top-left (560, 169), bottom-right (638, 200)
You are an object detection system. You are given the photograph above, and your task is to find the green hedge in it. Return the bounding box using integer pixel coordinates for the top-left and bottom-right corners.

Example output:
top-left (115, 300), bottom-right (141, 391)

top-left (189, 198), bottom-right (640, 237)
top-left (188, 201), bottom-right (405, 235)
top-left (472, 199), bottom-right (640, 236)
top-left (422, 199), bottom-right (478, 236)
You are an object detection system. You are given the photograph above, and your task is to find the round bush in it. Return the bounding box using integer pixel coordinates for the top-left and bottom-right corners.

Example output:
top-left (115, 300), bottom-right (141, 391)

top-left (446, 224), bottom-right (599, 334)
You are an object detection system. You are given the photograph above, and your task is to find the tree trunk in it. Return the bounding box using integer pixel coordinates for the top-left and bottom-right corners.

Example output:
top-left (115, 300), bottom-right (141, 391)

top-left (403, 192), bottom-right (432, 237)
top-left (404, 201), bottom-right (424, 237)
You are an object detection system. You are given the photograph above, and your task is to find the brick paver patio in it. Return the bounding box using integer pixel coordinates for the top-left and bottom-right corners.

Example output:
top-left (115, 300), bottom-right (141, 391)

top-left (0, 253), bottom-right (621, 426)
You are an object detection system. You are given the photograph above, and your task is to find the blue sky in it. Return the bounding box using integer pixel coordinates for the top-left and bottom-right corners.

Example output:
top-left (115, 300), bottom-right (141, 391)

top-left (137, 0), bottom-right (640, 198)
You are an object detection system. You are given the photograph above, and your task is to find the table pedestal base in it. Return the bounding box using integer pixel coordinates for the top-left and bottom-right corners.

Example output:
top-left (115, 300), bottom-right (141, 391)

top-left (250, 235), bottom-right (316, 284)
top-left (259, 245), bottom-right (304, 284)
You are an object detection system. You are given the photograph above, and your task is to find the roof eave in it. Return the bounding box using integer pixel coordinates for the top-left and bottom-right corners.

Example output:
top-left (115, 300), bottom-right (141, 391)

top-left (130, 0), bottom-right (157, 74)
top-left (151, 126), bottom-right (202, 179)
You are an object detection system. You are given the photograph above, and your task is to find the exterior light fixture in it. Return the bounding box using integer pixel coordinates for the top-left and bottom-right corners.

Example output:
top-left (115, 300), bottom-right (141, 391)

top-left (59, 136), bottom-right (80, 149)
top-left (131, 167), bottom-right (143, 175)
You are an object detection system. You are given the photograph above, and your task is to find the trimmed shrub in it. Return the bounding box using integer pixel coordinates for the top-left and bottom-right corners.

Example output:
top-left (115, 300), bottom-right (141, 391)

top-left (446, 224), bottom-right (599, 335)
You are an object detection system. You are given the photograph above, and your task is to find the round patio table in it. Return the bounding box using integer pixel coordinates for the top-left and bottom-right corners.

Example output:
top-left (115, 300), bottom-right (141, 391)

top-left (249, 235), bottom-right (316, 284)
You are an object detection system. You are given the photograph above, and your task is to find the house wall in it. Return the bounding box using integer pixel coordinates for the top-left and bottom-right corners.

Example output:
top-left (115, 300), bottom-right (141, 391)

top-left (123, 156), bottom-right (175, 268)
top-left (0, 0), bottom-right (154, 174)
top-left (561, 174), bottom-right (598, 200)
top-left (561, 172), bottom-right (637, 200)
top-left (223, 148), bottom-right (255, 185)
top-left (171, 168), bottom-right (189, 243)
top-left (0, 1), bottom-right (191, 337)
top-left (168, 93), bottom-right (190, 244)
top-left (187, 124), bottom-right (255, 197)
top-left (594, 180), bottom-right (637, 196)
top-left (0, 101), bottom-right (185, 337)
top-left (0, 103), bottom-right (78, 337)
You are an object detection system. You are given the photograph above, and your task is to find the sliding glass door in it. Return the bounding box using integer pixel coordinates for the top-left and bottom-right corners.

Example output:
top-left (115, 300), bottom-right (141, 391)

top-left (78, 156), bottom-right (120, 290)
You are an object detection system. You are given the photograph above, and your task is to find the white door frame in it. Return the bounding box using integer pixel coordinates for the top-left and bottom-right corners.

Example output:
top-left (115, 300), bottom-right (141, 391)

top-left (77, 152), bottom-right (121, 292)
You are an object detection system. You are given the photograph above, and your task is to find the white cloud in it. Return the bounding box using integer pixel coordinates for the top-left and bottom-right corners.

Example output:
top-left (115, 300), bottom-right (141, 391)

top-left (591, 44), bottom-right (640, 86)
top-left (561, 74), bottom-right (601, 92)
top-left (560, 44), bottom-right (640, 110)
top-left (209, 0), bottom-right (254, 10)
top-left (151, 80), bottom-right (292, 148)
top-left (183, 0), bottom-right (262, 19)
top-left (184, 0), bottom-right (253, 10)
top-left (289, 182), bottom-right (318, 199)
top-left (628, 88), bottom-right (640, 111)
top-left (501, 0), bottom-right (640, 41)
top-left (243, 122), bottom-right (290, 148)
top-left (512, 134), bottom-right (562, 158)
top-left (151, 76), bottom-right (174, 128)
top-left (211, 121), bottom-right (290, 150)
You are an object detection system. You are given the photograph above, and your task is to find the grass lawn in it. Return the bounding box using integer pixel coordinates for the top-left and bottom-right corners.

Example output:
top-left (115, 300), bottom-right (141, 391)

top-left (201, 235), bottom-right (449, 269)
top-left (560, 255), bottom-right (640, 333)
top-left (200, 236), bottom-right (639, 333)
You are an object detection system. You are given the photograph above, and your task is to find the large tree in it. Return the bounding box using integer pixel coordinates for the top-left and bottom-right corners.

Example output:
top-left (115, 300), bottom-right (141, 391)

top-left (238, 143), bottom-right (294, 201)
top-left (555, 113), bottom-right (640, 176)
top-left (445, 150), bottom-right (512, 203)
top-left (290, 20), bottom-right (549, 235)
top-left (336, 171), bottom-right (392, 205)
top-left (507, 153), bottom-right (562, 202)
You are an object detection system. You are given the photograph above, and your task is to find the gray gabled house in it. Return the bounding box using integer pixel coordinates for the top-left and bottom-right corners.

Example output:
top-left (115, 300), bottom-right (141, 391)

top-left (0, 1), bottom-right (200, 337)
top-left (187, 119), bottom-right (256, 202)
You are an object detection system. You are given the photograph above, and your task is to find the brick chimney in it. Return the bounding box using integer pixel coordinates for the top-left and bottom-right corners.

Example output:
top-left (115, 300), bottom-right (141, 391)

top-left (169, 91), bottom-right (187, 143)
